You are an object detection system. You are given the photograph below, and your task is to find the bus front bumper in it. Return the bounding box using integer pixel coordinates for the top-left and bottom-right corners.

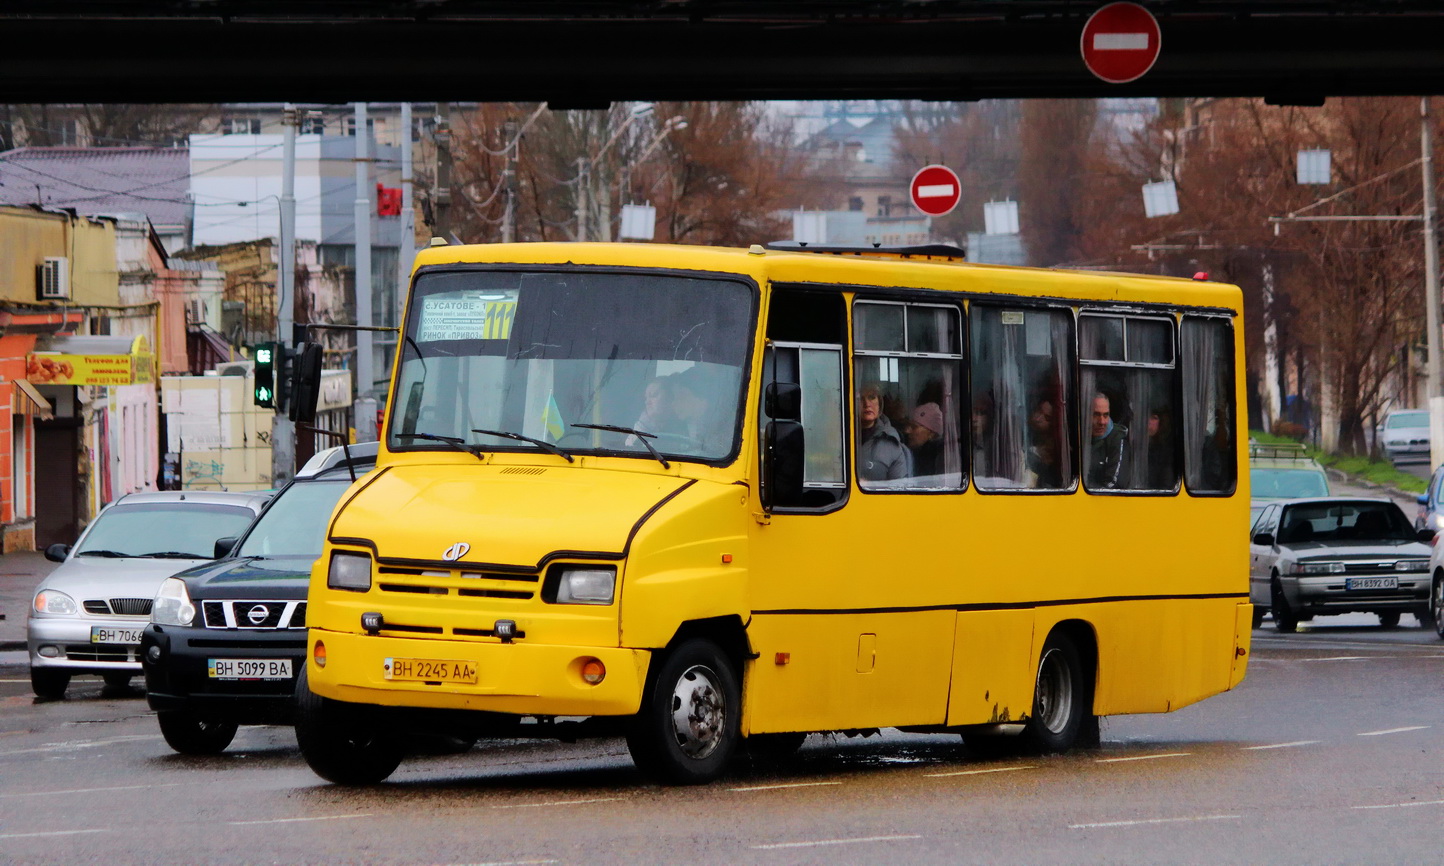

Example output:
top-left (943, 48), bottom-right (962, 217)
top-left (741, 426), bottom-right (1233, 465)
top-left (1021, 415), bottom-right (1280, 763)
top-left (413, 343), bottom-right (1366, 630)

top-left (306, 631), bottom-right (651, 717)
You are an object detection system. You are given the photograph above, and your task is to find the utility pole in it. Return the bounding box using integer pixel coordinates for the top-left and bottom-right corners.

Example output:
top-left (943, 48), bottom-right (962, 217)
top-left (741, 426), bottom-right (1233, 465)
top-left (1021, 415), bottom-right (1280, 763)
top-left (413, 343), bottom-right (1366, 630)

top-left (272, 103), bottom-right (298, 488)
top-left (398, 102), bottom-right (414, 325)
top-left (354, 102), bottom-right (376, 441)
top-left (1423, 97), bottom-right (1444, 468)
top-left (502, 118), bottom-right (518, 243)
top-left (434, 102), bottom-right (453, 241)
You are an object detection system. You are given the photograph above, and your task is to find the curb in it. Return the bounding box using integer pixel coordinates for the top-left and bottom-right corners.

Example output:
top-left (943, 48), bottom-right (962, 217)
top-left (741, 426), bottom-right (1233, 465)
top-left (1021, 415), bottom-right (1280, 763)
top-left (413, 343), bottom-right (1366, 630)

top-left (1323, 467), bottom-right (1420, 503)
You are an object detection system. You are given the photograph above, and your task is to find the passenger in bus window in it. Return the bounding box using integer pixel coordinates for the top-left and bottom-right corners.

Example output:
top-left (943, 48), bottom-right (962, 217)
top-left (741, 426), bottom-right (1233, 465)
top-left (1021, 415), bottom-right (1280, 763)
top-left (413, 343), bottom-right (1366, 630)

top-left (1086, 392), bottom-right (1128, 489)
top-left (1146, 409), bottom-right (1176, 489)
top-left (1026, 395), bottom-right (1063, 489)
top-left (627, 376), bottom-right (681, 445)
top-left (905, 402), bottom-right (945, 477)
top-left (857, 382), bottom-right (911, 482)
top-left (971, 393), bottom-right (994, 477)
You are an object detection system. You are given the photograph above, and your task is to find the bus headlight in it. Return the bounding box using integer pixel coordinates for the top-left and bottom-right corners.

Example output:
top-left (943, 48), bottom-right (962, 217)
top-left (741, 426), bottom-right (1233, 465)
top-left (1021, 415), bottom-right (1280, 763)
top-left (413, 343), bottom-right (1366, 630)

top-left (328, 551), bottom-right (373, 591)
top-left (555, 568), bottom-right (616, 605)
top-left (152, 578), bottom-right (196, 626)
top-left (33, 589), bottom-right (77, 616)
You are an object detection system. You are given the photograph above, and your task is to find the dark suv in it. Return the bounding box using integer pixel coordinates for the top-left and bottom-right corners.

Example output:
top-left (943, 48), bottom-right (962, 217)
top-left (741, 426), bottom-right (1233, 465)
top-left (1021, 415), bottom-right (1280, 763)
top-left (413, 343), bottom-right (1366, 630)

top-left (141, 442), bottom-right (377, 754)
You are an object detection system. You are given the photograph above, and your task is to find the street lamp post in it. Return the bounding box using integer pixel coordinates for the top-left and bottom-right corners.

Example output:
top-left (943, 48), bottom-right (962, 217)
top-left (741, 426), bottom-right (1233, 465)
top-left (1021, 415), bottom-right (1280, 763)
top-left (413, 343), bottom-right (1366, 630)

top-left (1421, 97), bottom-right (1444, 468)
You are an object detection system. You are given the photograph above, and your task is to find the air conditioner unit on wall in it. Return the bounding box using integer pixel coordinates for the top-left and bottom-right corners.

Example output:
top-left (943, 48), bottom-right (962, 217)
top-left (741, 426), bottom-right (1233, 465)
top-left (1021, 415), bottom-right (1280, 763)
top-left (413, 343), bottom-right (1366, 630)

top-left (37, 257), bottom-right (69, 300)
top-left (186, 297), bottom-right (205, 325)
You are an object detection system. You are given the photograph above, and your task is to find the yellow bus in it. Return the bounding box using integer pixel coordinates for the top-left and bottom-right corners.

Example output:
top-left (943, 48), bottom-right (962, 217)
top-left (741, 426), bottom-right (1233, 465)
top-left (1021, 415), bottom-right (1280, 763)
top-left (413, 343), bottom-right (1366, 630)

top-left (296, 241), bottom-right (1251, 785)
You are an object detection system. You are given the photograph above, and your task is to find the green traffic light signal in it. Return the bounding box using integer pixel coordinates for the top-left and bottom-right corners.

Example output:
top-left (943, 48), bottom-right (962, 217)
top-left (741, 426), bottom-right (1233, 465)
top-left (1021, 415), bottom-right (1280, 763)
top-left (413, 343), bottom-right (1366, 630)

top-left (253, 341), bottom-right (276, 408)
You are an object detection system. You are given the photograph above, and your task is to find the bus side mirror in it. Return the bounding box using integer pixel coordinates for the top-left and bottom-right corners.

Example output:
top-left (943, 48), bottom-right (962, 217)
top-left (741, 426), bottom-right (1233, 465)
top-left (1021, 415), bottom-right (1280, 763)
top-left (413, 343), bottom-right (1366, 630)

top-left (762, 420), bottom-right (805, 509)
top-left (765, 382), bottom-right (801, 421)
top-left (1252, 532), bottom-right (1274, 546)
top-left (288, 343), bottom-right (324, 424)
top-left (214, 537), bottom-right (238, 559)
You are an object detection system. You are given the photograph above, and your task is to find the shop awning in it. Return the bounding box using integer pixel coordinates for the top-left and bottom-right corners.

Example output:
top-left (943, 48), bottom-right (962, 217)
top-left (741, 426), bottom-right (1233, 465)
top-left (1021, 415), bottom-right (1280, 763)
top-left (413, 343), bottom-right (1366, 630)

top-left (13, 379), bottom-right (54, 420)
top-left (27, 334), bottom-right (155, 386)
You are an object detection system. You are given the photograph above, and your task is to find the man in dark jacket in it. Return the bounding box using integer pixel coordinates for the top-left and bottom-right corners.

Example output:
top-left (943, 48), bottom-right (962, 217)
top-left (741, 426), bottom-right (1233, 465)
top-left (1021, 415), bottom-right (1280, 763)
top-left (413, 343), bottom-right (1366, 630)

top-left (858, 383), bottom-right (911, 482)
top-left (1086, 392), bottom-right (1128, 489)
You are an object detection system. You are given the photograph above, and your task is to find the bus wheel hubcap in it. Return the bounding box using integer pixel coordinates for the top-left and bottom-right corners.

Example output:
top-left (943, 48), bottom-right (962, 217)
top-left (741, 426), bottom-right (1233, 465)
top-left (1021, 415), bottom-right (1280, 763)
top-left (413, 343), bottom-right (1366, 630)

top-left (670, 664), bottom-right (725, 759)
top-left (1036, 649), bottom-right (1073, 733)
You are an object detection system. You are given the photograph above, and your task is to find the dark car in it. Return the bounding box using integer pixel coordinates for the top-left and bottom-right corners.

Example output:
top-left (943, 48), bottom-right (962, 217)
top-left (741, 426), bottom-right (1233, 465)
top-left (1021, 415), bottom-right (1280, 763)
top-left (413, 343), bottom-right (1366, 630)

top-left (1249, 497), bottom-right (1434, 632)
top-left (141, 443), bottom-right (377, 754)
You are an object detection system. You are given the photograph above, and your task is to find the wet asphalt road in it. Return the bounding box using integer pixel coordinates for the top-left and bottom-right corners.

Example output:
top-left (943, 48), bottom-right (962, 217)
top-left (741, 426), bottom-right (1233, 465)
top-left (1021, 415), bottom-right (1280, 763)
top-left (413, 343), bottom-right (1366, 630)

top-left (1, 613), bottom-right (1440, 866)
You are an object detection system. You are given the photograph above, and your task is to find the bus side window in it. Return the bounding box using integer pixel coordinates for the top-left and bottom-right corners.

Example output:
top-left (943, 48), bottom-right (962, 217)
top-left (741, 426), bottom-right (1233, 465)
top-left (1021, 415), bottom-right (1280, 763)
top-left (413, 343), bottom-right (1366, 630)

top-left (1079, 313), bottom-right (1178, 493)
top-left (1181, 316), bottom-right (1237, 494)
top-left (853, 300), bottom-right (965, 492)
top-left (970, 305), bottom-right (1077, 492)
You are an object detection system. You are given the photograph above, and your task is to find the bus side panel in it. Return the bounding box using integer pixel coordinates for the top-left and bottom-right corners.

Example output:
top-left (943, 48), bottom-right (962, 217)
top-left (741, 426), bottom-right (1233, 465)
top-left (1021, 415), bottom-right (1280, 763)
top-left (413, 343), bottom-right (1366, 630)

top-left (1088, 598), bottom-right (1240, 716)
top-left (945, 609), bottom-right (1036, 725)
top-left (1230, 602), bottom-right (1252, 688)
top-left (742, 611), bottom-right (954, 734)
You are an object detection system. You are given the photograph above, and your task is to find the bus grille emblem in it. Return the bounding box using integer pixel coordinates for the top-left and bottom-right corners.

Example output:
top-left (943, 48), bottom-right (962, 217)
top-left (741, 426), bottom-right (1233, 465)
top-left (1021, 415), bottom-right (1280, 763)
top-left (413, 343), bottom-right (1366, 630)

top-left (442, 542), bottom-right (470, 561)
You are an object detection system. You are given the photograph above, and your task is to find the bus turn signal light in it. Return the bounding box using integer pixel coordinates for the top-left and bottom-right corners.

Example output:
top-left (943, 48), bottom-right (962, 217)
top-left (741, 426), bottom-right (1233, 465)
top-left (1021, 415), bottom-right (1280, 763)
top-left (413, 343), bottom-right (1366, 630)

top-left (580, 658), bottom-right (606, 684)
top-left (313, 640), bottom-right (327, 667)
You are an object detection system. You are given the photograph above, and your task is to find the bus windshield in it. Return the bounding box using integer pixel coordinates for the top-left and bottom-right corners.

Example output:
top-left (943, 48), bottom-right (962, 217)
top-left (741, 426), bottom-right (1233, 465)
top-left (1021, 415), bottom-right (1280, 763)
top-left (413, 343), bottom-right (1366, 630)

top-left (389, 268), bottom-right (755, 463)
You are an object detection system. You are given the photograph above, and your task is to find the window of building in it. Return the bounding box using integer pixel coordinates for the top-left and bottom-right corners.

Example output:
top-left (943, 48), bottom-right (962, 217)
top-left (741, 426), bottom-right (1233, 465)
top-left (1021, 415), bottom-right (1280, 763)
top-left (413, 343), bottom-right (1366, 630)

top-left (849, 196), bottom-right (864, 212)
top-left (225, 118), bottom-right (261, 135)
top-left (1079, 313), bottom-right (1178, 493)
top-left (970, 305), bottom-right (1077, 491)
top-left (301, 116), bottom-right (326, 135)
top-left (852, 300), bottom-right (964, 491)
top-left (1181, 316), bottom-right (1237, 494)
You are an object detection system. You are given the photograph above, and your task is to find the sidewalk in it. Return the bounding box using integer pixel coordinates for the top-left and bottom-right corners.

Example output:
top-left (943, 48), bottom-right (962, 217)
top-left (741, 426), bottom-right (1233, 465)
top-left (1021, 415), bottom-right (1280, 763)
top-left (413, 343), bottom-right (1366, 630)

top-left (0, 550), bottom-right (60, 651)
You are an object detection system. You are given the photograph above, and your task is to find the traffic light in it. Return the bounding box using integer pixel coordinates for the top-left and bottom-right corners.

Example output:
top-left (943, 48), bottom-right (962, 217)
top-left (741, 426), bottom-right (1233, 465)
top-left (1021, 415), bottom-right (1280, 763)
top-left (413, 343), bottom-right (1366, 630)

top-left (276, 344), bottom-right (294, 414)
top-left (289, 342), bottom-right (324, 423)
top-left (253, 342), bottom-right (276, 408)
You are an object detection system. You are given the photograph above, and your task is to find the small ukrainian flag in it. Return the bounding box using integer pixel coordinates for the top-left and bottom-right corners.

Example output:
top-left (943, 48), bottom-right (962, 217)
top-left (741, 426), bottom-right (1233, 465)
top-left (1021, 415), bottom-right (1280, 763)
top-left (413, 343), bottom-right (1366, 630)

top-left (541, 394), bottom-right (565, 441)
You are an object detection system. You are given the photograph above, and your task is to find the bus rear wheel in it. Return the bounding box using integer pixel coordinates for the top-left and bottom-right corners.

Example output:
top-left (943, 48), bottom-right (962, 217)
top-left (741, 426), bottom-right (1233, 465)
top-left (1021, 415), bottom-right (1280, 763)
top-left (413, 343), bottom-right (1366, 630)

top-left (294, 666), bottom-right (402, 785)
top-left (1019, 631), bottom-right (1094, 754)
top-left (626, 639), bottom-right (740, 784)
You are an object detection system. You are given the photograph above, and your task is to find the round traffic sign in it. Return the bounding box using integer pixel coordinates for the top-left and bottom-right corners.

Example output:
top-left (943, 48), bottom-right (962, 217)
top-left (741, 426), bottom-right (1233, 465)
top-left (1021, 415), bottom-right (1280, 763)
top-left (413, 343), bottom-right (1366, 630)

top-left (1081, 2), bottom-right (1161, 84)
top-left (910, 164), bottom-right (961, 217)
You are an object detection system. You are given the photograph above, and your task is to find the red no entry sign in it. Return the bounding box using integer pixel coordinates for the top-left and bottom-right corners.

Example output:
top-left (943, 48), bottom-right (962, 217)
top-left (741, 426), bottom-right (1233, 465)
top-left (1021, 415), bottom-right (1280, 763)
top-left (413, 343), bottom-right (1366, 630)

top-left (910, 164), bottom-right (961, 217)
top-left (1081, 2), bottom-right (1161, 84)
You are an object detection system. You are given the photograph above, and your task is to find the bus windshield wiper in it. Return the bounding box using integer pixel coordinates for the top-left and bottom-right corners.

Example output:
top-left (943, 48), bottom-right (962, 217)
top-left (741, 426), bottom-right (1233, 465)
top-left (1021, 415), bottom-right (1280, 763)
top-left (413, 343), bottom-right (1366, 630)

top-left (471, 428), bottom-right (575, 463)
top-left (394, 432), bottom-right (484, 461)
top-left (572, 423), bottom-right (670, 469)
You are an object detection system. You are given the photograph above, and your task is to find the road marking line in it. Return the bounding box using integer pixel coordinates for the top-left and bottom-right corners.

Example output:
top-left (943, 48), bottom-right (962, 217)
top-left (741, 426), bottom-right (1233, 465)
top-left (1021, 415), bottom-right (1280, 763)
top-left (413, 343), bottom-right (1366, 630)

top-left (0, 828), bottom-right (109, 839)
top-left (730, 781), bottom-right (841, 791)
top-left (1095, 752), bottom-right (1191, 763)
top-left (492, 797), bottom-right (625, 809)
top-left (1353, 799), bottom-right (1444, 810)
top-left (0, 782), bottom-right (184, 799)
top-left (926, 765), bottom-right (1036, 777)
top-left (1242, 741), bottom-right (1320, 751)
top-left (448, 861), bottom-right (560, 866)
top-left (752, 835), bottom-right (922, 850)
top-left (1070, 814), bottom-right (1240, 829)
top-left (1301, 656), bottom-right (1368, 662)
top-left (1358, 726), bottom-right (1430, 737)
top-left (228, 814), bottom-right (371, 826)
top-left (0, 734), bottom-right (163, 758)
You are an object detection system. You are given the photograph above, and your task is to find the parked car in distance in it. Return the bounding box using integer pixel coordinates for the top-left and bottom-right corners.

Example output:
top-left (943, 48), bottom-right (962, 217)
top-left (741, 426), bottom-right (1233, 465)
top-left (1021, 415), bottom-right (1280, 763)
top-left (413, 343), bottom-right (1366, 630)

top-left (27, 490), bottom-right (271, 699)
top-left (141, 442), bottom-right (378, 754)
top-left (1249, 497), bottom-right (1434, 632)
top-left (1378, 409), bottom-right (1431, 464)
top-left (1249, 442), bottom-right (1331, 526)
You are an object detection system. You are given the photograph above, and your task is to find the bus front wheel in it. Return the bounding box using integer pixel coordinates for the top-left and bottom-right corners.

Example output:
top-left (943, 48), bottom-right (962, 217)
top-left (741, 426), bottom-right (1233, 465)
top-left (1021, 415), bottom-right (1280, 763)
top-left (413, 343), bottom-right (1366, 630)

top-left (1019, 631), bottom-right (1094, 754)
top-left (294, 666), bottom-right (402, 785)
top-left (626, 639), bottom-right (740, 784)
